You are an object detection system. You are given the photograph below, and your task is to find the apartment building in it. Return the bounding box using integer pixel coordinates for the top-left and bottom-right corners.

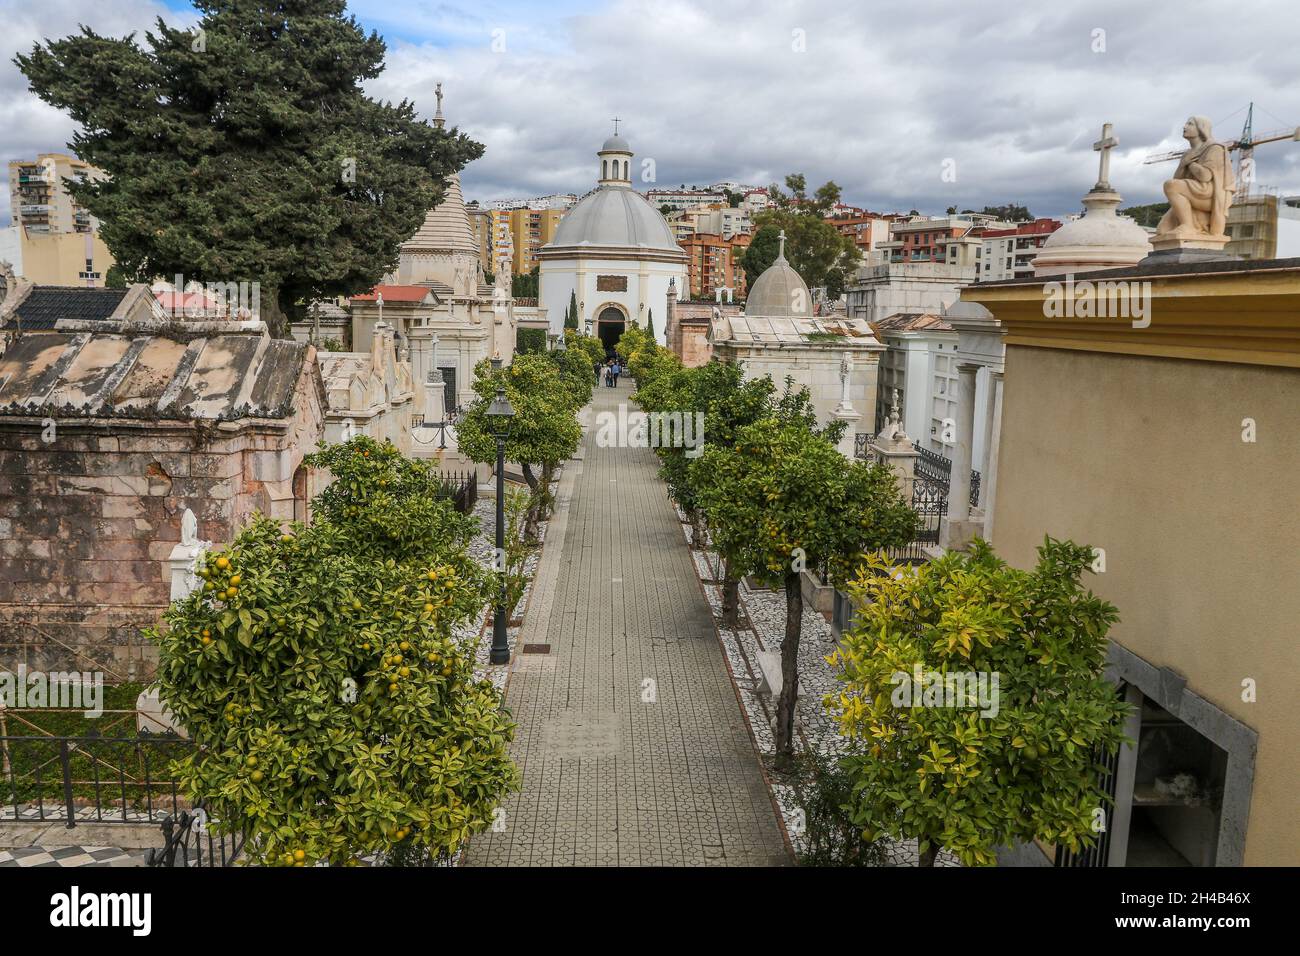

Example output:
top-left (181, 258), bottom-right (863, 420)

top-left (830, 212), bottom-right (896, 260)
top-left (468, 204), bottom-right (564, 276)
top-left (669, 202), bottom-right (752, 241)
top-left (6, 153), bottom-right (115, 286)
top-left (878, 214), bottom-right (1001, 265)
top-left (679, 231), bottom-right (750, 300)
top-left (976, 218), bottom-right (1062, 281)
top-left (646, 187), bottom-right (725, 213)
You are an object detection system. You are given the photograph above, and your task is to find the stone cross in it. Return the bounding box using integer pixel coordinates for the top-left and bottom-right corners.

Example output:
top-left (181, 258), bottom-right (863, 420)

top-left (777, 229), bottom-right (787, 260)
top-left (837, 351), bottom-right (854, 410)
top-left (1093, 122), bottom-right (1119, 188)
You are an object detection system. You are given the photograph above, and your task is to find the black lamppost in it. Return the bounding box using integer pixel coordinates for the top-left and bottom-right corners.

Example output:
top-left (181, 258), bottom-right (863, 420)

top-left (485, 364), bottom-right (515, 665)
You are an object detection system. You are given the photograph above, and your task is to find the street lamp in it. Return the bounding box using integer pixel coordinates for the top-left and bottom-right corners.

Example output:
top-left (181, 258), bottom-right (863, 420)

top-left (485, 383), bottom-right (515, 665)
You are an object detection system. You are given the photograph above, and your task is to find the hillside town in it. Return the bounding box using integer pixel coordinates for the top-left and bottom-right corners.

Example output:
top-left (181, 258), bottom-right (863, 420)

top-left (0, 0), bottom-right (1294, 935)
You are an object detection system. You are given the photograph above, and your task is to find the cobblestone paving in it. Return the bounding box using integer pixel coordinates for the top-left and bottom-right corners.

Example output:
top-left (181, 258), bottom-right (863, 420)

top-left (464, 381), bottom-right (791, 867)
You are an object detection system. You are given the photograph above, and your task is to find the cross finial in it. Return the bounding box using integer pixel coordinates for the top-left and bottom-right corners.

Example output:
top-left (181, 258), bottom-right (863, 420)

top-left (777, 229), bottom-right (787, 260)
top-left (612, 116), bottom-right (621, 136)
top-left (1092, 122), bottom-right (1119, 188)
top-left (433, 82), bottom-right (445, 128)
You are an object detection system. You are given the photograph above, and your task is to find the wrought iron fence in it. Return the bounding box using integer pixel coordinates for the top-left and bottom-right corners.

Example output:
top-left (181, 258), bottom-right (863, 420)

top-left (146, 801), bottom-right (247, 867)
top-left (852, 432), bottom-right (877, 460)
top-left (911, 445), bottom-right (982, 509)
top-left (0, 733), bottom-right (193, 827)
top-left (432, 469), bottom-right (478, 515)
top-left (884, 475), bottom-right (948, 564)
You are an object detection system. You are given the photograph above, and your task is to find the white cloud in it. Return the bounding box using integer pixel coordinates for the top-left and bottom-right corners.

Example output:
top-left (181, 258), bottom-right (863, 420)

top-left (3, 0), bottom-right (1299, 227)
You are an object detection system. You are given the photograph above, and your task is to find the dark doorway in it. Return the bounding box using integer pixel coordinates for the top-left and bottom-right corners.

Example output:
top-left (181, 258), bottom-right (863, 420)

top-left (440, 366), bottom-right (457, 417)
top-left (597, 307), bottom-right (625, 358)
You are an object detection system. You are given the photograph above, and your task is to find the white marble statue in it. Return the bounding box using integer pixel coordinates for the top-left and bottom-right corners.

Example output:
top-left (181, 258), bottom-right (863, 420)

top-left (1155, 116), bottom-right (1236, 245)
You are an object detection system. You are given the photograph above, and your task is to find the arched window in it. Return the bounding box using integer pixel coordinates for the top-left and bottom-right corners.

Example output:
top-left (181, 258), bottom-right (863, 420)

top-left (622, 160), bottom-right (629, 180)
top-left (602, 160), bottom-right (608, 180)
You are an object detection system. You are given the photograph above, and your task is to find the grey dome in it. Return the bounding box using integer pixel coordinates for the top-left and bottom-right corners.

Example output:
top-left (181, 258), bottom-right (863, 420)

top-left (745, 254), bottom-right (811, 318)
top-left (601, 134), bottom-right (631, 152)
top-left (549, 186), bottom-right (682, 251)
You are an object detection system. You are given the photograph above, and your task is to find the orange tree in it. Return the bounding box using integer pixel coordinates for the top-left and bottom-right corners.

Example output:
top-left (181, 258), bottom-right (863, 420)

top-left (827, 539), bottom-right (1129, 866)
top-left (456, 354), bottom-right (582, 538)
top-left (694, 416), bottom-right (915, 768)
top-left (151, 436), bottom-right (517, 866)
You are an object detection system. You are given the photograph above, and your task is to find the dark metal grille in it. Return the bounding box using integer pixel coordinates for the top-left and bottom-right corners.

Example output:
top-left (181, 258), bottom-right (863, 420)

top-left (433, 469), bottom-right (478, 514)
top-left (1, 734), bottom-right (193, 827)
top-left (146, 800), bottom-right (247, 868)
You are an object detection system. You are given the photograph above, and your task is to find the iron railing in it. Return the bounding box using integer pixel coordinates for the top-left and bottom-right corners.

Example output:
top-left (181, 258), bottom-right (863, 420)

top-left (853, 433), bottom-right (877, 460)
top-left (912, 445), bottom-right (982, 509)
top-left (433, 469), bottom-right (477, 515)
top-left (146, 801), bottom-right (247, 867)
top-left (0, 733), bottom-right (193, 827)
top-left (884, 475), bottom-right (948, 564)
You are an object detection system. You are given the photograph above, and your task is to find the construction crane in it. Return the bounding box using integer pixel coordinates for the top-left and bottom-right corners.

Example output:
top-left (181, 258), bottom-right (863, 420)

top-left (1143, 103), bottom-right (1300, 195)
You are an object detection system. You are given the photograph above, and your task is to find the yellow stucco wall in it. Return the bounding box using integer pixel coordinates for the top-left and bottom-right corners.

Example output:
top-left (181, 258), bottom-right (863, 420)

top-left (991, 343), bottom-right (1300, 865)
top-left (20, 231), bottom-right (115, 286)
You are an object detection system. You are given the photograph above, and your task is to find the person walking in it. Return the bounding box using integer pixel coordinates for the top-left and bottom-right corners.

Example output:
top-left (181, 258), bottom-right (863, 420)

top-left (612, 360), bottom-right (621, 386)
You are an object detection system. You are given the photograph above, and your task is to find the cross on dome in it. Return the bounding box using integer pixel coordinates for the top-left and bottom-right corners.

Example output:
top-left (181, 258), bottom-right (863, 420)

top-left (1093, 122), bottom-right (1119, 189)
top-left (777, 229), bottom-right (787, 261)
top-left (612, 117), bottom-right (621, 136)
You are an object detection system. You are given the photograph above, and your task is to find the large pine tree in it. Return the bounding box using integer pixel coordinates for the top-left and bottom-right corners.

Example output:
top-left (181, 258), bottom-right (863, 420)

top-left (16, 1), bottom-right (482, 336)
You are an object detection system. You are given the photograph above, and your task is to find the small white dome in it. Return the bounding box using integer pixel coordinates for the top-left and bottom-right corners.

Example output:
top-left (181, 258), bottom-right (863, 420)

top-left (1033, 188), bottom-right (1151, 276)
top-left (745, 254), bottom-right (811, 318)
top-left (601, 134), bottom-right (631, 152)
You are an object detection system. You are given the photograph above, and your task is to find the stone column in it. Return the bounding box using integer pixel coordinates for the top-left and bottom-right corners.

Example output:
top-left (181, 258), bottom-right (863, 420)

top-left (939, 362), bottom-right (981, 550)
top-left (981, 371), bottom-right (1004, 542)
top-left (977, 367), bottom-right (996, 509)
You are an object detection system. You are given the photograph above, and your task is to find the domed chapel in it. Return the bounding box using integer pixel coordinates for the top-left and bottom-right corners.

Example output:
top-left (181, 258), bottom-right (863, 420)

top-left (538, 124), bottom-right (688, 356)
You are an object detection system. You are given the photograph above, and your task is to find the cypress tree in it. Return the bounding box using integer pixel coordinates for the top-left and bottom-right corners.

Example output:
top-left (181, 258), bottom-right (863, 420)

top-left (17, 0), bottom-right (481, 337)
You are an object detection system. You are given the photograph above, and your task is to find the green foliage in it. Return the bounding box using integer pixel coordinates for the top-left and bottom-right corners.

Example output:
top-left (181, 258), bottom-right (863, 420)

top-left (511, 266), bottom-right (539, 299)
top-left (740, 175), bottom-right (860, 297)
top-left (827, 538), bottom-right (1130, 866)
top-left (502, 488), bottom-right (537, 619)
top-left (565, 329), bottom-right (605, 372)
top-left (1119, 202), bottom-right (1170, 229)
top-left (515, 327), bottom-right (548, 355)
top-left (693, 417), bottom-right (915, 589)
top-left (554, 343), bottom-right (595, 409)
top-left (968, 204), bottom-right (1034, 222)
top-left (563, 291), bottom-right (579, 330)
top-left (739, 225), bottom-right (782, 285)
top-left (16, 0), bottom-right (483, 337)
top-left (455, 354), bottom-right (582, 478)
top-left (791, 748), bottom-right (888, 867)
top-left (150, 435), bottom-right (517, 867)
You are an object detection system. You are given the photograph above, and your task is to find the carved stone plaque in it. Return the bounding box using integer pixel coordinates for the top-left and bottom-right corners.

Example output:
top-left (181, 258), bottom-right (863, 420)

top-left (596, 275), bottom-right (627, 293)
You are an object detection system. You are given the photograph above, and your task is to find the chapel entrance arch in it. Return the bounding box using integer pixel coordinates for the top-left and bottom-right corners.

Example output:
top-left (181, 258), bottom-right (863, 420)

top-left (596, 304), bottom-right (627, 358)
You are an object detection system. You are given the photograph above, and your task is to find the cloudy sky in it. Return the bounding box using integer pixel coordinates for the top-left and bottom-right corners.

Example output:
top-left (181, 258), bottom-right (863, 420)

top-left (3, 0), bottom-right (1299, 226)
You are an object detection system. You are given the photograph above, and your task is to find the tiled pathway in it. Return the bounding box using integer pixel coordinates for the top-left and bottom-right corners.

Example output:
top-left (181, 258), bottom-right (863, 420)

top-left (464, 380), bottom-right (790, 866)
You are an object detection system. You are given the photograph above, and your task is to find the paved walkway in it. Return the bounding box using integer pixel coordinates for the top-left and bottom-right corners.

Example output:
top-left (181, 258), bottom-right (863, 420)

top-left (464, 380), bottom-right (790, 866)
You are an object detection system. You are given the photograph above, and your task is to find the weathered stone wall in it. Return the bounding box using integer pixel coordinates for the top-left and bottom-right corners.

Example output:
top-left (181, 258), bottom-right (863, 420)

top-left (0, 387), bottom-right (323, 676)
